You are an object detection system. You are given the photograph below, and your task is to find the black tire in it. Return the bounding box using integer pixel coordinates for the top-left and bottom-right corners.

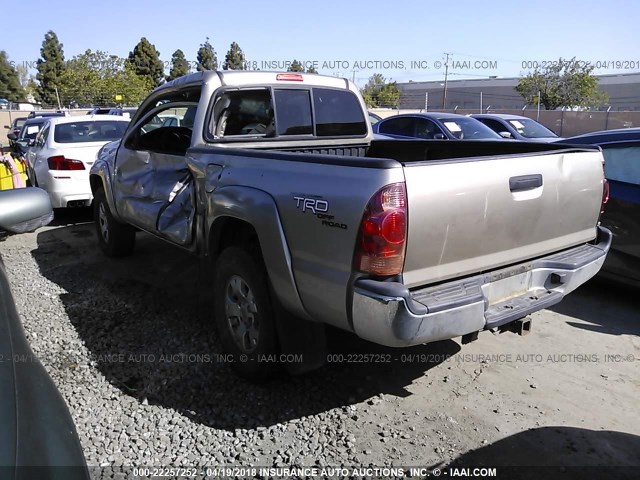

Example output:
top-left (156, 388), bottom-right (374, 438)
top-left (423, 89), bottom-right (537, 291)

top-left (213, 246), bottom-right (279, 380)
top-left (27, 165), bottom-right (37, 187)
top-left (93, 187), bottom-right (136, 257)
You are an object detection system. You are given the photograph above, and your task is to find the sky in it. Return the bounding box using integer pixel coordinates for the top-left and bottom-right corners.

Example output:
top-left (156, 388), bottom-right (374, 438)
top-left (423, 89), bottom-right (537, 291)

top-left (1, 0), bottom-right (639, 87)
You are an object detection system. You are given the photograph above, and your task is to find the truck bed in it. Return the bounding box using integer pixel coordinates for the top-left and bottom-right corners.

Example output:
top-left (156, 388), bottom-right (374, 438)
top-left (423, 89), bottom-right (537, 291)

top-left (189, 139), bottom-right (604, 314)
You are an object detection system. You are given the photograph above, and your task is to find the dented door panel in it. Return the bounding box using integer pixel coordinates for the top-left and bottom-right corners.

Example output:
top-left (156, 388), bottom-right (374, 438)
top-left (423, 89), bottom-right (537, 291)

top-left (156, 174), bottom-right (195, 245)
top-left (113, 148), bottom-right (195, 246)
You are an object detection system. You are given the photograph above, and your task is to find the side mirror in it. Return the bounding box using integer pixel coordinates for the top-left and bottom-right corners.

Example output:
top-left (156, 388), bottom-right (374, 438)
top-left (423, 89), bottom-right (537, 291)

top-left (499, 131), bottom-right (514, 139)
top-left (0, 187), bottom-right (53, 234)
top-left (4, 125), bottom-right (10, 129)
top-left (433, 133), bottom-right (446, 140)
top-left (7, 133), bottom-right (17, 141)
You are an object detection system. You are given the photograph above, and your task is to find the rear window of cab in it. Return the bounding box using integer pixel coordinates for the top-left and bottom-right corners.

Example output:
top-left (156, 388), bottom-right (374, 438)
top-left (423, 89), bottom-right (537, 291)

top-left (207, 87), bottom-right (367, 141)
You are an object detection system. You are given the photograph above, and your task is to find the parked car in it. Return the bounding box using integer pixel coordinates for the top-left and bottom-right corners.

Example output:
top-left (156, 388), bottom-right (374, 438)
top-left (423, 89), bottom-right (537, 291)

top-left (0, 187), bottom-right (89, 479)
top-left (91, 71), bottom-right (609, 379)
top-left (7, 117), bottom-right (50, 156)
top-left (368, 111), bottom-right (382, 125)
top-left (560, 128), bottom-right (640, 286)
top-left (27, 111), bottom-right (67, 119)
top-left (159, 115), bottom-right (182, 127)
top-left (471, 114), bottom-right (562, 142)
top-left (151, 109), bottom-right (196, 132)
top-left (4, 117), bottom-right (27, 149)
top-left (373, 112), bottom-right (503, 140)
top-left (107, 107), bottom-right (138, 119)
top-left (87, 107), bottom-right (111, 115)
top-left (26, 115), bottom-right (129, 208)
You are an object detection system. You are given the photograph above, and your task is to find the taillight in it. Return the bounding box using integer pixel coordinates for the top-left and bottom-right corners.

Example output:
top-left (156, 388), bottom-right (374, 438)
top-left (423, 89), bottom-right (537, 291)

top-left (600, 179), bottom-right (609, 214)
top-left (276, 73), bottom-right (304, 81)
top-left (354, 183), bottom-right (407, 276)
top-left (47, 155), bottom-right (85, 170)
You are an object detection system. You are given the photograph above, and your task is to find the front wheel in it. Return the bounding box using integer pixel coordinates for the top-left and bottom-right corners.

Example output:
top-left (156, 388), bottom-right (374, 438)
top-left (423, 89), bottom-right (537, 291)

top-left (93, 187), bottom-right (136, 257)
top-left (213, 247), bottom-right (279, 380)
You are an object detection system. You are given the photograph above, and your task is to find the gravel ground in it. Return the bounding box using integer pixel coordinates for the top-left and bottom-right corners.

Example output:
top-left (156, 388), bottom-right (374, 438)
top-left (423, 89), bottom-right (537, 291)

top-left (1, 209), bottom-right (639, 479)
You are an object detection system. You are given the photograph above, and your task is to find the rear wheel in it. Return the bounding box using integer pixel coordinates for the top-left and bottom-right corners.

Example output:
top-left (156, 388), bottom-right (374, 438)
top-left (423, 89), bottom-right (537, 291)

top-left (213, 246), bottom-right (279, 380)
top-left (93, 187), bottom-right (136, 257)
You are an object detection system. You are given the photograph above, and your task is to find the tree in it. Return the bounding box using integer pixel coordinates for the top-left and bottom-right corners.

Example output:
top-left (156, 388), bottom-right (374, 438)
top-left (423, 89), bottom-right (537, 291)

top-left (59, 50), bottom-right (153, 106)
top-left (36, 30), bottom-right (66, 106)
top-left (0, 51), bottom-right (25, 102)
top-left (361, 74), bottom-right (400, 108)
top-left (25, 79), bottom-right (38, 103)
top-left (15, 63), bottom-right (37, 102)
top-left (196, 38), bottom-right (217, 71)
top-left (516, 57), bottom-right (608, 110)
top-left (167, 49), bottom-right (190, 81)
top-left (287, 60), bottom-right (304, 72)
top-left (15, 63), bottom-right (29, 87)
top-left (128, 37), bottom-right (164, 88)
top-left (306, 65), bottom-right (318, 74)
top-left (223, 42), bottom-right (247, 70)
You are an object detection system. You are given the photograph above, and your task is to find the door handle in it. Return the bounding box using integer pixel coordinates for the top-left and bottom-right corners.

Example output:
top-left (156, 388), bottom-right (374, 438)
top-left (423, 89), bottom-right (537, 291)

top-left (509, 174), bottom-right (543, 192)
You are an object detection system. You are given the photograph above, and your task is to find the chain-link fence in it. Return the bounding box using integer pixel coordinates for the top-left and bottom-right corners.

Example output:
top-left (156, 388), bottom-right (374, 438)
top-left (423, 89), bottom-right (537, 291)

top-left (369, 108), bottom-right (640, 137)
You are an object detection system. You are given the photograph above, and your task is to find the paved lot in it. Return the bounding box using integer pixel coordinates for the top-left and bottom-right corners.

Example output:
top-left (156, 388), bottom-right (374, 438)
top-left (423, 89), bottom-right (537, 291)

top-left (2, 209), bottom-right (639, 478)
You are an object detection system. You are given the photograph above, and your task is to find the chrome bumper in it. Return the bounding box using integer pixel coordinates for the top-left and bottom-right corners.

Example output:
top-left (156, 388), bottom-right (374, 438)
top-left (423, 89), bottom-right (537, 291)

top-left (351, 227), bottom-right (612, 347)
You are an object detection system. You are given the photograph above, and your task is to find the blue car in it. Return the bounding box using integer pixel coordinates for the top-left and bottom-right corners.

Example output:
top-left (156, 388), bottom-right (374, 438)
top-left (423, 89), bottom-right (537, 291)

top-left (372, 112), bottom-right (503, 140)
top-left (560, 128), bottom-right (640, 286)
top-left (471, 114), bottom-right (562, 142)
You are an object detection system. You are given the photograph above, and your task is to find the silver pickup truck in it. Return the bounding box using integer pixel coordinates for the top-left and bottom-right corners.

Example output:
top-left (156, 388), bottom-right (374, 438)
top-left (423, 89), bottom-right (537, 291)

top-left (90, 71), bottom-right (611, 378)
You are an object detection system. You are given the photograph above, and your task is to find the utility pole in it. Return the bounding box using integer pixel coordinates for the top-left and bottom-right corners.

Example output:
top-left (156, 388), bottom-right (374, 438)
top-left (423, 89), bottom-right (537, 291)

top-left (442, 52), bottom-right (451, 109)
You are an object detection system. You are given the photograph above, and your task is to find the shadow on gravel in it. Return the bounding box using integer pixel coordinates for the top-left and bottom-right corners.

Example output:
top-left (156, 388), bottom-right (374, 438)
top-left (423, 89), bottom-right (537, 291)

top-left (432, 427), bottom-right (640, 480)
top-left (49, 207), bottom-right (93, 227)
top-left (548, 278), bottom-right (640, 337)
top-left (33, 222), bottom-right (460, 431)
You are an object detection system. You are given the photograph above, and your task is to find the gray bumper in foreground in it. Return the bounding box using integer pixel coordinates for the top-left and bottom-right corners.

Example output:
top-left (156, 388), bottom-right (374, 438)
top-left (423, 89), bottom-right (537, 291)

top-left (351, 227), bottom-right (612, 347)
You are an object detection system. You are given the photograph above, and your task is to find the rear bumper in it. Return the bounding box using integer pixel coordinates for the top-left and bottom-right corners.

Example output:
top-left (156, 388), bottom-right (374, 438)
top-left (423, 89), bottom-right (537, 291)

top-left (37, 169), bottom-right (92, 208)
top-left (49, 192), bottom-right (93, 208)
top-left (351, 226), bottom-right (612, 347)
top-left (43, 178), bottom-right (92, 208)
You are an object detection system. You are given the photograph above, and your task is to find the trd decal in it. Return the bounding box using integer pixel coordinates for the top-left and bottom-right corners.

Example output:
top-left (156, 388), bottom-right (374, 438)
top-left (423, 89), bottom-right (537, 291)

top-left (294, 196), bottom-right (328, 214)
top-left (293, 195), bottom-right (348, 230)
top-left (321, 220), bottom-right (347, 229)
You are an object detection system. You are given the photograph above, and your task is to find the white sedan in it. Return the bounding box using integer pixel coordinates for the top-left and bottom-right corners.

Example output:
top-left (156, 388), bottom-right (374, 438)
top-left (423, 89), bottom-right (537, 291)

top-left (26, 115), bottom-right (129, 208)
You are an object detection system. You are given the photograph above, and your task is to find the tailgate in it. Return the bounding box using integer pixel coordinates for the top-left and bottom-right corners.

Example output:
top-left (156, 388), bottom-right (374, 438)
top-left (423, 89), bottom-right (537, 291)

top-left (402, 149), bottom-right (605, 288)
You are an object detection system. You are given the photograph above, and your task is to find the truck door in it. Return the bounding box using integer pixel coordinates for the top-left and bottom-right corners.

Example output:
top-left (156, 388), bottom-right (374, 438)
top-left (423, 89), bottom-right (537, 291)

top-left (113, 102), bottom-right (198, 246)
